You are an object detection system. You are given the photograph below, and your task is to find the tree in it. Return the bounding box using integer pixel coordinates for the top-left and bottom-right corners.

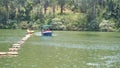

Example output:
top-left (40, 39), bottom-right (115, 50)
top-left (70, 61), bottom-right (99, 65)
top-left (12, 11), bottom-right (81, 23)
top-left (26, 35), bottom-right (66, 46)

top-left (44, 0), bottom-right (49, 14)
top-left (50, 0), bottom-right (57, 17)
top-left (57, 0), bottom-right (66, 14)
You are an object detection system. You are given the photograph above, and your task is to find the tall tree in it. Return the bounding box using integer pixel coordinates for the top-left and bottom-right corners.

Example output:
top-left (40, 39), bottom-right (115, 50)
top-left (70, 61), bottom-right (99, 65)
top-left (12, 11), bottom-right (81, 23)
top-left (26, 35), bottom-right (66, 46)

top-left (5, 0), bottom-right (9, 24)
top-left (44, 0), bottom-right (49, 14)
top-left (49, 0), bottom-right (57, 17)
top-left (57, 0), bottom-right (66, 14)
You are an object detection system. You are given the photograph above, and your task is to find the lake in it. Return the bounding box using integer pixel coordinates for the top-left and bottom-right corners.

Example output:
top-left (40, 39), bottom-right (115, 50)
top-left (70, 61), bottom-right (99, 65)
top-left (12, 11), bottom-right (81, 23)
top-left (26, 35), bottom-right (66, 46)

top-left (0, 30), bottom-right (120, 68)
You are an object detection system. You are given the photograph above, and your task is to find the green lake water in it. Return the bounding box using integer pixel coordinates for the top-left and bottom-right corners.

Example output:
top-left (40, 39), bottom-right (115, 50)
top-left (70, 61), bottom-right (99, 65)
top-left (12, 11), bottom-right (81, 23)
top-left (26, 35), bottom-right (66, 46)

top-left (0, 31), bottom-right (120, 68)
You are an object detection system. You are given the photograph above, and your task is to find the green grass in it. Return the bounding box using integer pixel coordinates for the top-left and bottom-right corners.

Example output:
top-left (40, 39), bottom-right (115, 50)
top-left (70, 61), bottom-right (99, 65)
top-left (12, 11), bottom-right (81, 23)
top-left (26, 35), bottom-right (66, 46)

top-left (0, 30), bottom-right (120, 68)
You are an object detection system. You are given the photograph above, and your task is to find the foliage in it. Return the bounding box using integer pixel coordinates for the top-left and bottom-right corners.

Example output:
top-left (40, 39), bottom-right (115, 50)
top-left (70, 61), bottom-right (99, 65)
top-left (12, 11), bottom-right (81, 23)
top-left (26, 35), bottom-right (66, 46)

top-left (0, 0), bottom-right (119, 31)
top-left (99, 19), bottom-right (115, 32)
top-left (20, 21), bottom-right (28, 29)
top-left (116, 28), bottom-right (120, 32)
top-left (60, 13), bottom-right (79, 31)
top-left (76, 14), bottom-right (87, 31)
top-left (50, 18), bottom-right (65, 30)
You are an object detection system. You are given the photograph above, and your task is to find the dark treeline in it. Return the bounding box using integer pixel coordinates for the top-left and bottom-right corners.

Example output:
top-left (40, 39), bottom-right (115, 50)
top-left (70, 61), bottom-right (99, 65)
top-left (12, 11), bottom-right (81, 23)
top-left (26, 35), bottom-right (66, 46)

top-left (0, 0), bottom-right (120, 31)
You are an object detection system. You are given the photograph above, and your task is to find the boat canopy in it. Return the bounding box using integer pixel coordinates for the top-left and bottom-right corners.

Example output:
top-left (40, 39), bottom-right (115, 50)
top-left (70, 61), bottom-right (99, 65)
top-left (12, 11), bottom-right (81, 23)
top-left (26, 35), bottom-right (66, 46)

top-left (42, 25), bottom-right (52, 30)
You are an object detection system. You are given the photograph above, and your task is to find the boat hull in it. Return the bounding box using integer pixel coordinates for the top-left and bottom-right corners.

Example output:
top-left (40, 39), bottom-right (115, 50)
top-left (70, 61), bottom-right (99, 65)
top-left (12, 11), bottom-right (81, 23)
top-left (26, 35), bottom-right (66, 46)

top-left (42, 31), bottom-right (52, 36)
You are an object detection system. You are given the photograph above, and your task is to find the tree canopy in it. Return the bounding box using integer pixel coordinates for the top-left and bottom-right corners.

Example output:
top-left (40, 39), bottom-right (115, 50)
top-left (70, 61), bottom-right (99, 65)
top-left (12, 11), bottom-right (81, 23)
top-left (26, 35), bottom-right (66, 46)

top-left (0, 0), bottom-right (120, 31)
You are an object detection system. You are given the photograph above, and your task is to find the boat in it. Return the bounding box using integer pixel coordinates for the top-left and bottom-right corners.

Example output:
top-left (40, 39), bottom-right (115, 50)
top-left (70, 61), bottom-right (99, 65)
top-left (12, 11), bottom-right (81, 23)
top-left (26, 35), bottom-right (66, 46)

top-left (41, 25), bottom-right (52, 36)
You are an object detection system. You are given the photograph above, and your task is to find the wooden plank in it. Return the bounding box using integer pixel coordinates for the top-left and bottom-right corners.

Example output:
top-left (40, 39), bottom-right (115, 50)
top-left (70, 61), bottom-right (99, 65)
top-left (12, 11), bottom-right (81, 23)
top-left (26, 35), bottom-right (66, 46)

top-left (9, 48), bottom-right (19, 51)
top-left (7, 52), bottom-right (18, 54)
top-left (17, 41), bottom-right (24, 45)
top-left (0, 52), bottom-right (7, 57)
top-left (0, 52), bottom-right (7, 55)
top-left (13, 44), bottom-right (21, 46)
top-left (7, 52), bottom-right (18, 56)
top-left (22, 37), bottom-right (28, 41)
top-left (12, 45), bottom-right (21, 48)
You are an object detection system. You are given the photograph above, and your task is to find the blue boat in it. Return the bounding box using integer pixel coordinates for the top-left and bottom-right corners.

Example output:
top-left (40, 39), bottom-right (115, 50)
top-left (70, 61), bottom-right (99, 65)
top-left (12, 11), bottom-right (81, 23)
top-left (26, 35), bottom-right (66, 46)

top-left (41, 25), bottom-right (52, 36)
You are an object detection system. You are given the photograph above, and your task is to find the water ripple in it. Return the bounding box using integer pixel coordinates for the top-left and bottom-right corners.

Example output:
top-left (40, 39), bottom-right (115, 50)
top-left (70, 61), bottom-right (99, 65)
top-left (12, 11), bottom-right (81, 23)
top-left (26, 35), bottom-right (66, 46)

top-left (31, 42), bottom-right (120, 50)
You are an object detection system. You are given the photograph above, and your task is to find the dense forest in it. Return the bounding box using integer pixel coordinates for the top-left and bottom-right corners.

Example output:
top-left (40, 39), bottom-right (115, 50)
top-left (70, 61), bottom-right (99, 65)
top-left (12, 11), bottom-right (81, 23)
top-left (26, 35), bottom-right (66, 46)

top-left (0, 0), bottom-right (120, 31)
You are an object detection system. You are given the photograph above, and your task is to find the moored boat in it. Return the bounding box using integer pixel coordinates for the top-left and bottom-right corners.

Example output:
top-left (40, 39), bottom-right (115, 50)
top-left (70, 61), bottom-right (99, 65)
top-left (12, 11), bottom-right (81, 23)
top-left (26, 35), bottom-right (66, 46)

top-left (41, 25), bottom-right (52, 36)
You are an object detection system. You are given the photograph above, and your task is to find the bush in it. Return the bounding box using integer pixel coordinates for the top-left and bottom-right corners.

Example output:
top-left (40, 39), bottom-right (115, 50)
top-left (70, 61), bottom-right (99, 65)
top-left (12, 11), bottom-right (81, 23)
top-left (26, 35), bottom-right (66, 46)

top-left (20, 21), bottom-right (28, 29)
top-left (116, 28), bottom-right (120, 32)
top-left (33, 19), bottom-right (43, 29)
top-left (99, 19), bottom-right (115, 32)
top-left (0, 23), bottom-right (3, 29)
top-left (32, 22), bottom-right (40, 30)
top-left (12, 23), bottom-right (18, 29)
top-left (76, 14), bottom-right (87, 31)
top-left (50, 18), bottom-right (66, 30)
top-left (0, 20), bottom-right (18, 29)
top-left (87, 19), bottom-right (99, 31)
